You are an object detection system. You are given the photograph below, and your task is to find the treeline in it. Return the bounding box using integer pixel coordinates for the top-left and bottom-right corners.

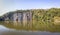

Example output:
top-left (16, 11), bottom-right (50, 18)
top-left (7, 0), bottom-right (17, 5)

top-left (32, 8), bottom-right (60, 24)
top-left (0, 8), bottom-right (60, 24)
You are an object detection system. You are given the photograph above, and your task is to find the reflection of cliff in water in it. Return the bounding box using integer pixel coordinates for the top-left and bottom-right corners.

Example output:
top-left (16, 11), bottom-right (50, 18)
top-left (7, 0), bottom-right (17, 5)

top-left (1, 22), bottom-right (60, 32)
top-left (2, 22), bottom-right (33, 31)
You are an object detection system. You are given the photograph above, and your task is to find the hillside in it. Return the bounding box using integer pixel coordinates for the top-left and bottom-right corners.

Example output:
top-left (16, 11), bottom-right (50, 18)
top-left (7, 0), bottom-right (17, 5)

top-left (0, 8), bottom-right (60, 25)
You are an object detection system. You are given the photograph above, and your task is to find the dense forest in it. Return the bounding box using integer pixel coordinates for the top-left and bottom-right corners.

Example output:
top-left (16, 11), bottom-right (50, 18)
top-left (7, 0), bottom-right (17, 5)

top-left (0, 8), bottom-right (60, 24)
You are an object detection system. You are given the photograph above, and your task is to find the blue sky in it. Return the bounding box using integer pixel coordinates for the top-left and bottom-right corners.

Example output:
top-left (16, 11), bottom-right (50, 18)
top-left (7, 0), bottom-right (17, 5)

top-left (0, 0), bottom-right (60, 16)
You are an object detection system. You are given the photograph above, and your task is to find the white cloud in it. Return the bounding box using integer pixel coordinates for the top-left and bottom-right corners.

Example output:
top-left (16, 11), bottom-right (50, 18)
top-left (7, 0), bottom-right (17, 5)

top-left (0, 0), bottom-right (4, 16)
top-left (0, 0), bottom-right (9, 16)
top-left (0, 0), bottom-right (16, 16)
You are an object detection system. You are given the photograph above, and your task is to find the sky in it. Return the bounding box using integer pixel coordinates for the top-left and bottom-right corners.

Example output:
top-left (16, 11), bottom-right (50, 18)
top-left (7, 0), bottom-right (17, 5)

top-left (0, 0), bottom-right (60, 16)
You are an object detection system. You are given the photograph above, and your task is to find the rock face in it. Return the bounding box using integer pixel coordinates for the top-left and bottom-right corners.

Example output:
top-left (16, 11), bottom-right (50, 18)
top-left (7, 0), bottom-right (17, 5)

top-left (3, 11), bottom-right (32, 24)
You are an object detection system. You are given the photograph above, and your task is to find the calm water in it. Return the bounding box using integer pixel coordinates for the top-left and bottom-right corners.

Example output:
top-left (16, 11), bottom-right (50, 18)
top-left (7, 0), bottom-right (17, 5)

top-left (0, 22), bottom-right (60, 35)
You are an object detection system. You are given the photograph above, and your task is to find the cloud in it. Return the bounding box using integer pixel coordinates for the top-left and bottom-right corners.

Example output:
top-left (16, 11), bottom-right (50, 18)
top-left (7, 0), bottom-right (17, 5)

top-left (0, 0), bottom-right (3, 8)
top-left (0, 0), bottom-right (10, 16)
top-left (0, 0), bottom-right (16, 16)
top-left (0, 0), bottom-right (4, 16)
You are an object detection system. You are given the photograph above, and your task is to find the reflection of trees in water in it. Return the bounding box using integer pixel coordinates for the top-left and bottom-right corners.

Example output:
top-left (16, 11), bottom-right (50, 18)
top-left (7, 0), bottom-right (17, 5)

top-left (1, 21), bottom-right (60, 32)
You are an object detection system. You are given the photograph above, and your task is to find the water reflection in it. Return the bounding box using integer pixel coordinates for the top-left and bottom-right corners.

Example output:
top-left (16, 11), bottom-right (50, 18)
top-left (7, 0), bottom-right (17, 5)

top-left (0, 21), bottom-right (60, 35)
top-left (0, 21), bottom-right (60, 32)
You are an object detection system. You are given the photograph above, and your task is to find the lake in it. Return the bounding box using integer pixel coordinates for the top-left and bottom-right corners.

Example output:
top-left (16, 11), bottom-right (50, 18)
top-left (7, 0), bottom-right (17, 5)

top-left (0, 22), bottom-right (60, 35)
